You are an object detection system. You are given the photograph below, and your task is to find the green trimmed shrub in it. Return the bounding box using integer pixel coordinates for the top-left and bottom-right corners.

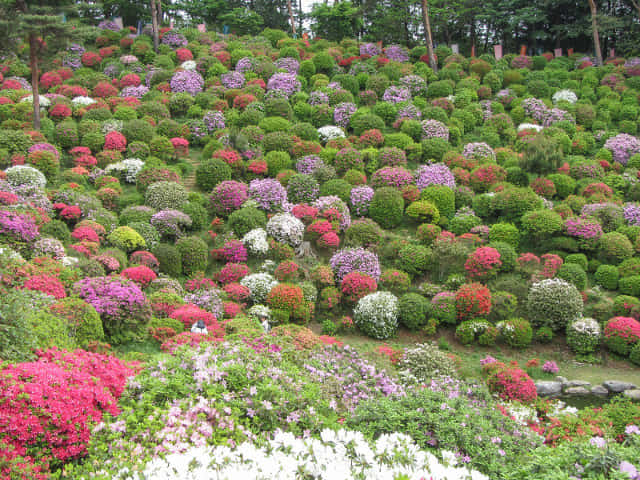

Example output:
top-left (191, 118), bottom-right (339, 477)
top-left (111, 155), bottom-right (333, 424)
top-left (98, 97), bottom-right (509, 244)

top-left (152, 243), bottom-right (182, 277)
top-left (498, 318), bottom-right (533, 349)
top-left (176, 236), bottom-right (208, 276)
top-left (369, 187), bottom-right (404, 229)
top-left (594, 264), bottom-right (619, 290)
top-left (557, 263), bottom-right (588, 291)
top-left (398, 293), bottom-right (431, 331)
top-left (107, 226), bottom-right (146, 252)
top-left (420, 185), bottom-right (455, 219)
top-left (227, 207), bottom-right (267, 237)
top-left (196, 158), bottom-right (232, 191)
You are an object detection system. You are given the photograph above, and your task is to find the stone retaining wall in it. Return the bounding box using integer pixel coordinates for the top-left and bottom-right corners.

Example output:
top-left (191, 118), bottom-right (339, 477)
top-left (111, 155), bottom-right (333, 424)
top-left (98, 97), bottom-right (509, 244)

top-left (535, 377), bottom-right (640, 402)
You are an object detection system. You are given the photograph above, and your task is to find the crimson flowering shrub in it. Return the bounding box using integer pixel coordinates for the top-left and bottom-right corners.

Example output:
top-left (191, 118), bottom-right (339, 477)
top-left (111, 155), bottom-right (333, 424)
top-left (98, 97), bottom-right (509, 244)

top-left (211, 239), bottom-right (248, 263)
top-left (464, 247), bottom-right (502, 281)
top-left (267, 283), bottom-right (305, 315)
top-left (121, 265), bottom-right (157, 288)
top-left (129, 251), bottom-right (159, 271)
top-left (223, 282), bottom-right (251, 302)
top-left (160, 331), bottom-right (223, 354)
top-left (604, 316), bottom-right (640, 356)
top-left (482, 360), bottom-right (537, 403)
top-left (104, 131), bottom-right (127, 152)
top-left (22, 274), bottom-right (66, 299)
top-left (455, 282), bottom-right (491, 321)
top-left (274, 260), bottom-right (301, 282)
top-left (340, 271), bottom-right (378, 303)
top-left (0, 348), bottom-right (136, 475)
top-left (71, 226), bottom-right (100, 243)
top-left (217, 262), bottom-right (250, 284)
top-left (169, 304), bottom-right (223, 333)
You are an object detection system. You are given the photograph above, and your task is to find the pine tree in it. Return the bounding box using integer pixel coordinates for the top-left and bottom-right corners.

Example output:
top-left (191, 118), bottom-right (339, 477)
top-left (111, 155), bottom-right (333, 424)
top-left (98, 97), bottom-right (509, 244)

top-left (0, 0), bottom-right (80, 130)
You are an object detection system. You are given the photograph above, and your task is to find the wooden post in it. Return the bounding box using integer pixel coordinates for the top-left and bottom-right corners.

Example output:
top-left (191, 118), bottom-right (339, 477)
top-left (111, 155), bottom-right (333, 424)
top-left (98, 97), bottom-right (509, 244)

top-left (29, 34), bottom-right (40, 130)
top-left (287, 0), bottom-right (296, 36)
top-left (420, 0), bottom-right (437, 72)
top-left (151, 0), bottom-right (159, 52)
top-left (588, 0), bottom-right (603, 65)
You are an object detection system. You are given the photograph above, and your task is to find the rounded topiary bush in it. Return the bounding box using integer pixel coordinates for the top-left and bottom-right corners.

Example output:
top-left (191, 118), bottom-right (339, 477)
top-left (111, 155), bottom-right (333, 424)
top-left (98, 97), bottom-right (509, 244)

top-left (176, 236), bottom-right (208, 276)
top-left (368, 187), bottom-right (404, 229)
top-left (419, 186), bottom-right (455, 220)
top-left (526, 278), bottom-right (583, 331)
top-left (594, 264), bottom-right (619, 290)
top-left (196, 157), bottom-right (232, 191)
top-left (497, 318), bottom-right (532, 349)
top-left (145, 181), bottom-right (188, 210)
top-left (152, 243), bottom-right (183, 277)
top-left (354, 291), bottom-right (399, 340)
top-left (107, 226), bottom-right (146, 253)
top-left (455, 283), bottom-right (491, 321)
top-left (396, 343), bottom-right (458, 383)
top-left (556, 263), bottom-right (587, 291)
top-left (397, 244), bottom-right (431, 277)
top-left (49, 298), bottom-right (104, 347)
top-left (604, 316), bottom-right (640, 356)
top-left (598, 232), bottom-right (633, 265)
top-left (566, 317), bottom-right (601, 355)
top-left (228, 206), bottom-right (268, 238)
top-left (398, 293), bottom-right (431, 331)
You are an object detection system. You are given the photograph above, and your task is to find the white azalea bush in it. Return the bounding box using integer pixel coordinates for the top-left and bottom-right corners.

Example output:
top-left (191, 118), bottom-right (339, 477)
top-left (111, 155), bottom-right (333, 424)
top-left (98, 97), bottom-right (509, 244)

top-left (318, 125), bottom-right (346, 143)
top-left (242, 227), bottom-right (269, 256)
top-left (5, 165), bottom-right (47, 188)
top-left (354, 291), bottom-right (399, 339)
top-left (136, 429), bottom-right (488, 480)
top-left (105, 158), bottom-right (145, 183)
top-left (180, 60), bottom-right (197, 70)
top-left (266, 213), bottom-right (305, 247)
top-left (552, 89), bottom-right (578, 104)
top-left (20, 94), bottom-right (51, 107)
top-left (566, 317), bottom-right (601, 355)
top-left (71, 96), bottom-right (97, 106)
top-left (240, 272), bottom-right (278, 303)
top-left (517, 123), bottom-right (543, 132)
top-left (526, 278), bottom-right (583, 331)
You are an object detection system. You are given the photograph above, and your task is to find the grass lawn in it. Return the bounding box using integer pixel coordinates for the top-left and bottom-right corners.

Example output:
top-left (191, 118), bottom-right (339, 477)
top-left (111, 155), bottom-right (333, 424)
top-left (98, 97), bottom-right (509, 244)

top-left (307, 322), bottom-right (640, 387)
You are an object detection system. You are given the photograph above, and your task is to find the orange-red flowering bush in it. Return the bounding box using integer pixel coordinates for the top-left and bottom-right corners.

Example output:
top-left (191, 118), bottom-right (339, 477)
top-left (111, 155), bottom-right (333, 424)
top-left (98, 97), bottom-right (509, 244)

top-left (455, 282), bottom-right (491, 321)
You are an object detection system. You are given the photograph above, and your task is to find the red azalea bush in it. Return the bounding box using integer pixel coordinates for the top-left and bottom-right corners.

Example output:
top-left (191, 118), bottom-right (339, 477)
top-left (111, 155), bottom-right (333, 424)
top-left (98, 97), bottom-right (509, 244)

top-left (456, 282), bottom-right (491, 321)
top-left (22, 274), bottom-right (66, 299)
top-left (0, 349), bottom-right (136, 473)
top-left (121, 265), bottom-right (157, 288)
top-left (482, 360), bottom-right (537, 403)
top-left (223, 282), bottom-right (251, 302)
top-left (318, 231), bottom-right (340, 249)
top-left (129, 251), bottom-right (159, 271)
top-left (160, 331), bottom-right (223, 354)
top-left (119, 73), bottom-right (141, 87)
top-left (465, 246), bottom-right (502, 281)
top-left (274, 260), bottom-right (300, 282)
top-left (92, 81), bottom-right (118, 98)
top-left (212, 149), bottom-right (242, 169)
top-left (340, 271), bottom-right (378, 303)
top-left (217, 262), bottom-right (250, 284)
top-left (169, 304), bottom-right (222, 332)
top-left (104, 131), bottom-right (127, 152)
top-left (40, 71), bottom-right (62, 90)
top-left (49, 104), bottom-right (72, 120)
top-left (604, 316), bottom-right (640, 356)
top-left (81, 51), bottom-right (102, 67)
top-left (176, 48), bottom-right (193, 62)
top-left (267, 283), bottom-right (305, 314)
top-left (211, 239), bottom-right (248, 263)
top-left (171, 137), bottom-right (189, 157)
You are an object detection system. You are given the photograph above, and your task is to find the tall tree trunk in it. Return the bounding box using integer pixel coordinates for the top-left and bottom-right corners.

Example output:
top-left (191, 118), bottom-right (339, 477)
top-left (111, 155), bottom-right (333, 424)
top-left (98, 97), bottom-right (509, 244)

top-left (421, 0), bottom-right (437, 71)
top-left (287, 0), bottom-right (296, 36)
top-left (151, 0), bottom-right (159, 52)
top-left (29, 34), bottom-right (41, 131)
top-left (156, 0), bottom-right (162, 28)
top-left (588, 0), bottom-right (603, 65)
top-left (298, 0), bottom-right (303, 34)
top-left (632, 0), bottom-right (640, 20)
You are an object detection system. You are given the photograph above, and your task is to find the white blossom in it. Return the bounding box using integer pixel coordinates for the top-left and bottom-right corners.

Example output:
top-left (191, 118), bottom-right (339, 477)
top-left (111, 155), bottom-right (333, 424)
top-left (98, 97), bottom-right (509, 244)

top-left (317, 125), bottom-right (346, 143)
top-left (552, 89), bottom-right (578, 104)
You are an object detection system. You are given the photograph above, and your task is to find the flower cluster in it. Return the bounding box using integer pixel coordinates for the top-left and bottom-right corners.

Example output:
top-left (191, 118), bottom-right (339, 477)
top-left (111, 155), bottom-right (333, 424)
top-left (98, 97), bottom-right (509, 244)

top-left (330, 247), bottom-right (381, 281)
top-left (604, 133), bottom-right (640, 165)
top-left (170, 70), bottom-right (204, 95)
top-left (266, 213), bottom-right (305, 247)
top-left (421, 119), bottom-right (450, 140)
top-left (415, 163), bottom-right (456, 190)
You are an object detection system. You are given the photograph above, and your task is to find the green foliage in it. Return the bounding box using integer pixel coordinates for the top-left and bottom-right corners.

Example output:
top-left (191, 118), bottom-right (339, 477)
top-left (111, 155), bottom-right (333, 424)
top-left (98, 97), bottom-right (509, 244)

top-left (196, 158), bottom-right (232, 192)
top-left (368, 187), bottom-right (404, 229)
top-left (176, 236), bottom-right (209, 276)
top-left (398, 293), bottom-right (431, 331)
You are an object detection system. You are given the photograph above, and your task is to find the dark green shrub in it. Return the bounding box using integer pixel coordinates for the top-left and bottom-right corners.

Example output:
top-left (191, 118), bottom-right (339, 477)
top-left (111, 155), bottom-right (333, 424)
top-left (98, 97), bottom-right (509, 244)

top-left (227, 206), bottom-right (267, 237)
top-left (397, 244), bottom-right (431, 276)
top-left (265, 151), bottom-right (292, 176)
top-left (398, 293), bottom-right (431, 331)
top-left (196, 158), bottom-right (232, 191)
top-left (556, 263), bottom-right (588, 291)
top-left (594, 264), bottom-right (619, 290)
top-left (520, 135), bottom-right (564, 175)
top-left (369, 187), bottom-right (404, 229)
top-left (420, 185), bottom-right (455, 219)
top-left (619, 275), bottom-right (640, 297)
top-left (176, 236), bottom-right (208, 276)
top-left (488, 222), bottom-right (520, 248)
top-left (152, 243), bottom-right (182, 277)
top-left (598, 232), bottom-right (633, 264)
top-left (344, 218), bottom-right (383, 247)
top-left (40, 219), bottom-right (71, 244)
top-left (499, 318), bottom-right (533, 349)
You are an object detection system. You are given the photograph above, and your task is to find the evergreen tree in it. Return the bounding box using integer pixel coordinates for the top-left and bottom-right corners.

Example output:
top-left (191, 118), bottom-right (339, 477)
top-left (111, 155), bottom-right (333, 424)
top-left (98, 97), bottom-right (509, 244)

top-left (0, 0), bottom-right (80, 130)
